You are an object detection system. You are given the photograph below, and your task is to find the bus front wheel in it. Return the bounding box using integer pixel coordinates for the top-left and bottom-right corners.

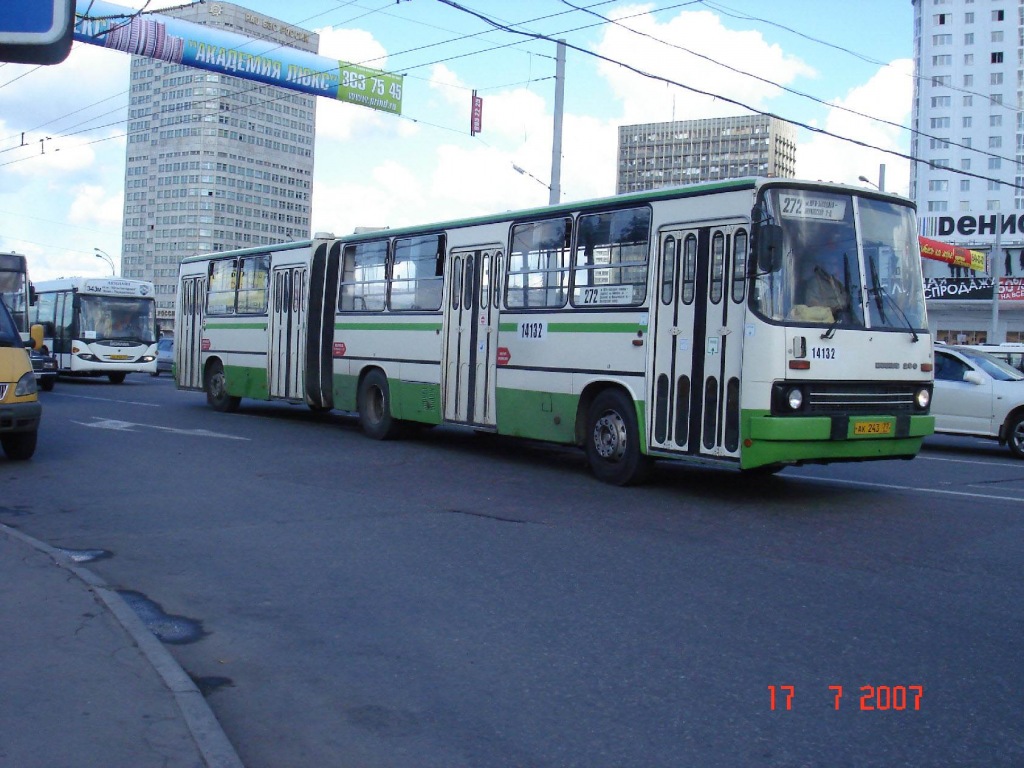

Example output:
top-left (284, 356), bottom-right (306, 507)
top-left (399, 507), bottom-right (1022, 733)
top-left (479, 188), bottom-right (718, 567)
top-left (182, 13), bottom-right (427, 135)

top-left (205, 361), bottom-right (241, 413)
top-left (585, 389), bottom-right (651, 486)
top-left (358, 370), bottom-right (402, 440)
top-left (108, 372), bottom-right (126, 384)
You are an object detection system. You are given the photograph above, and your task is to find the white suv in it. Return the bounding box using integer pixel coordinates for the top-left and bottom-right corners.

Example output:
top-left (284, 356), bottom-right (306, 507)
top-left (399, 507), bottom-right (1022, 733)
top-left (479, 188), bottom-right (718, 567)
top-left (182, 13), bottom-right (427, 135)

top-left (932, 345), bottom-right (1024, 458)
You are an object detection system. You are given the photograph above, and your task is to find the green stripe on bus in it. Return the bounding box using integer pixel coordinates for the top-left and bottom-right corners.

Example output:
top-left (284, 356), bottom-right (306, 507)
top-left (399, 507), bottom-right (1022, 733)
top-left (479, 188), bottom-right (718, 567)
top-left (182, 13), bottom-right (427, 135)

top-left (498, 322), bottom-right (646, 333)
top-left (335, 322), bottom-right (442, 331)
top-left (206, 322), bottom-right (268, 330)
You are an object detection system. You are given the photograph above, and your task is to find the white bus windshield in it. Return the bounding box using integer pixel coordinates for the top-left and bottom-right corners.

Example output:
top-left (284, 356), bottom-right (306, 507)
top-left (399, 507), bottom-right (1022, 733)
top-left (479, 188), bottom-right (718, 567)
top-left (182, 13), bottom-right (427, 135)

top-left (753, 189), bottom-right (928, 332)
top-left (79, 295), bottom-right (157, 343)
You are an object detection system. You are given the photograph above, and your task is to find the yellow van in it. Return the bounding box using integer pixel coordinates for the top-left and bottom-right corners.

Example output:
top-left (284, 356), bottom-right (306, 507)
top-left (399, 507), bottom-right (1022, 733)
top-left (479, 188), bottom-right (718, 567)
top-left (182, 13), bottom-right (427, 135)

top-left (0, 298), bottom-right (40, 461)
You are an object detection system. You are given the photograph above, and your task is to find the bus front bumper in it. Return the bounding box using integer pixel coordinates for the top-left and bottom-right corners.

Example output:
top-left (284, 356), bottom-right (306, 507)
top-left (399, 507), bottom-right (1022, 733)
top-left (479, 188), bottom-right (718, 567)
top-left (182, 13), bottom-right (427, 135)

top-left (741, 412), bottom-right (935, 469)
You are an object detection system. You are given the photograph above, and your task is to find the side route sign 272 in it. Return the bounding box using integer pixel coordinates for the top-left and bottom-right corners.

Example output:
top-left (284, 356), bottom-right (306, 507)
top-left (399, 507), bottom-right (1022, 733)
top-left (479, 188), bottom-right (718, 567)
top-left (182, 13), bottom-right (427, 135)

top-left (0, 0), bottom-right (75, 64)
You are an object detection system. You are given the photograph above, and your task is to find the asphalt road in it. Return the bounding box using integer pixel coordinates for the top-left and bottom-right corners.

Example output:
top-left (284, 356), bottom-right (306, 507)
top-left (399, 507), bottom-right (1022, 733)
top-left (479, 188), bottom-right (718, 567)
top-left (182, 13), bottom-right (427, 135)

top-left (2, 375), bottom-right (1022, 767)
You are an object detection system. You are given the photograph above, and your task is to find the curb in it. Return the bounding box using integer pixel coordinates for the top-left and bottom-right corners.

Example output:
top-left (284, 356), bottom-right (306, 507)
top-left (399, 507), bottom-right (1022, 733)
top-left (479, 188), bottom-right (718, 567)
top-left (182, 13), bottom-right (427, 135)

top-left (1, 523), bottom-right (244, 768)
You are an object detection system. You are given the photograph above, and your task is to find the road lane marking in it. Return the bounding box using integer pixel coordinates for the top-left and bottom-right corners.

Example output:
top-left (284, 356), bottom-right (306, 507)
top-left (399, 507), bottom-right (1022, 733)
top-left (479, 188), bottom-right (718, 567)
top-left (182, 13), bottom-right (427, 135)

top-left (786, 473), bottom-right (1024, 504)
top-left (72, 418), bottom-right (249, 441)
top-left (53, 393), bottom-right (161, 407)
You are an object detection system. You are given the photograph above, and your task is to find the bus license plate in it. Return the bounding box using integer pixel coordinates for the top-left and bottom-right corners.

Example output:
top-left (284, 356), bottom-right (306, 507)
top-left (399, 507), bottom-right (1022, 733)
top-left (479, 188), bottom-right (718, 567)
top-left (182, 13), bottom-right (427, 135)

top-left (108, 354), bottom-right (130, 360)
top-left (854, 421), bottom-right (891, 435)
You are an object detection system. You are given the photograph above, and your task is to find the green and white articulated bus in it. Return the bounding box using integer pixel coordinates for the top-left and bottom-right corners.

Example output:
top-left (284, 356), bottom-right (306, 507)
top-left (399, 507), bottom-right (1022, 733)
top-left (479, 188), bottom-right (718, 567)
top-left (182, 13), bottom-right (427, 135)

top-left (176, 177), bottom-right (935, 484)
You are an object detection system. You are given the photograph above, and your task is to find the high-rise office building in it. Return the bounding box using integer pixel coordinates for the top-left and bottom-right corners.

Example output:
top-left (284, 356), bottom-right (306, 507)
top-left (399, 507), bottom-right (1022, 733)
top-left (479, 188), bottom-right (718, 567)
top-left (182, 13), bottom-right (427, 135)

top-left (616, 114), bottom-right (797, 194)
top-left (911, 0), bottom-right (1024, 342)
top-left (120, 3), bottom-right (317, 328)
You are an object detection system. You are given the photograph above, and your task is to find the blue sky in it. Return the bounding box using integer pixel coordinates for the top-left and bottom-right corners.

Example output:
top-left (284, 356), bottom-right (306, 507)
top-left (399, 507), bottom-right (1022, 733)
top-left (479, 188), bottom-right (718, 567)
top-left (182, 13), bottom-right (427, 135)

top-left (0, 0), bottom-right (915, 280)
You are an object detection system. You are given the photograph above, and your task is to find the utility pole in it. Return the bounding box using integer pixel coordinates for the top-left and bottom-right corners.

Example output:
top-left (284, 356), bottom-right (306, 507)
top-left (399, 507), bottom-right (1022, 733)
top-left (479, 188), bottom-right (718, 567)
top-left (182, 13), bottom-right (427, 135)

top-left (549, 39), bottom-right (565, 206)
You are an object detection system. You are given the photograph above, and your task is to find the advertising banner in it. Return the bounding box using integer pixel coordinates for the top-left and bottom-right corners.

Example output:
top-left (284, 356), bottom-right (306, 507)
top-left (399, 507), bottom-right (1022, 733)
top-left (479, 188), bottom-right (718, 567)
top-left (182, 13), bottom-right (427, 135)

top-left (73, 0), bottom-right (403, 114)
top-left (924, 276), bottom-right (1024, 301)
top-left (918, 236), bottom-right (987, 273)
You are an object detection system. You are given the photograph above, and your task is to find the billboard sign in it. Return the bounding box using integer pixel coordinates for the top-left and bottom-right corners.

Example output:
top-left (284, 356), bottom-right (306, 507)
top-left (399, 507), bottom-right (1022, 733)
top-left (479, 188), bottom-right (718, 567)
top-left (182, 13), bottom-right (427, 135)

top-left (74, 0), bottom-right (403, 114)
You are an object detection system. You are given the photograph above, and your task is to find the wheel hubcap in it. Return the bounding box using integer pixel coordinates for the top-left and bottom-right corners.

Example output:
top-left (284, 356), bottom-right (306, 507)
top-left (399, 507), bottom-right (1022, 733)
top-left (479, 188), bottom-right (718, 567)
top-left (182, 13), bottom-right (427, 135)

top-left (593, 411), bottom-right (627, 461)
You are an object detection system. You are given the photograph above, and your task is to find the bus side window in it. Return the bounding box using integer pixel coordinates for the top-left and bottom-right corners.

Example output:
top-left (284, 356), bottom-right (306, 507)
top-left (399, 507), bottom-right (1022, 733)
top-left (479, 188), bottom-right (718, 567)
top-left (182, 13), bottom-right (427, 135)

top-left (339, 241), bottom-right (387, 312)
top-left (237, 255), bottom-right (270, 314)
top-left (571, 206), bottom-right (651, 307)
top-left (390, 234), bottom-right (444, 311)
top-left (507, 218), bottom-right (571, 309)
top-left (207, 259), bottom-right (238, 315)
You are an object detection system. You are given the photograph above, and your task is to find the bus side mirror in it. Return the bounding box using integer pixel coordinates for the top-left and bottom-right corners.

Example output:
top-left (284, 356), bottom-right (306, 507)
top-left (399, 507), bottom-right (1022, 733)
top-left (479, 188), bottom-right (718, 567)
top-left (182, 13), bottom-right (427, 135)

top-left (756, 224), bottom-right (784, 273)
top-left (29, 324), bottom-right (44, 351)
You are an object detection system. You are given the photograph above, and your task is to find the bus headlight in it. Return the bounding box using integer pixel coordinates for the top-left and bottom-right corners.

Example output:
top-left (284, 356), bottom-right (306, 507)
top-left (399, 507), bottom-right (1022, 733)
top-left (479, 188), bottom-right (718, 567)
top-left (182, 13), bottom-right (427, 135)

top-left (140, 355), bottom-right (155, 362)
top-left (76, 353), bottom-right (100, 362)
top-left (915, 387), bottom-right (931, 410)
top-left (786, 387), bottom-right (804, 411)
top-left (15, 371), bottom-right (38, 397)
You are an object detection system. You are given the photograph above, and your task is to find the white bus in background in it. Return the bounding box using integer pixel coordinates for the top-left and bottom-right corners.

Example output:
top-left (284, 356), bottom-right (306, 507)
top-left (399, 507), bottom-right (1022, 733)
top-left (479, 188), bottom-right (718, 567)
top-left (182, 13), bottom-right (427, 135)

top-left (31, 277), bottom-right (159, 382)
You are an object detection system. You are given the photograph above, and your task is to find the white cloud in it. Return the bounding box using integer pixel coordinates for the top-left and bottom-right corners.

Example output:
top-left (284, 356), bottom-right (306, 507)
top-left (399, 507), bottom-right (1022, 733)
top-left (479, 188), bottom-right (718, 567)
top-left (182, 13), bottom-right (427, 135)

top-left (594, 6), bottom-right (815, 123)
top-left (796, 59), bottom-right (914, 195)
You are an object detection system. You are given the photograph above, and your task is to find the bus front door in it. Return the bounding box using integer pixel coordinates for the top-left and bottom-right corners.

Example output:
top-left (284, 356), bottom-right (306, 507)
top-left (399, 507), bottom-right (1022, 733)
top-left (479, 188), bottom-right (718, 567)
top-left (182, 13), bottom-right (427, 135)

top-left (651, 223), bottom-right (747, 460)
top-left (177, 275), bottom-right (206, 390)
top-left (443, 247), bottom-right (502, 427)
top-left (268, 266), bottom-right (307, 401)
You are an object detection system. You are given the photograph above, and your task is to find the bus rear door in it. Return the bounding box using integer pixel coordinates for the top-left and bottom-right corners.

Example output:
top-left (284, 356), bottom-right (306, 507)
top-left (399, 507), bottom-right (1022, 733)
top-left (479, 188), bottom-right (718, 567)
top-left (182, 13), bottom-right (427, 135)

top-left (443, 246), bottom-right (502, 427)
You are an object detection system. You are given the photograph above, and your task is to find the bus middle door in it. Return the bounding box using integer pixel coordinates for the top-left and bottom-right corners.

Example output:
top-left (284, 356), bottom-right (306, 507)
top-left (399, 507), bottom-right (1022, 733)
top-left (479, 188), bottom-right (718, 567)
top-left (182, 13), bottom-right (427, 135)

top-left (443, 247), bottom-right (501, 427)
top-left (268, 266), bottom-right (307, 401)
top-left (177, 274), bottom-right (206, 390)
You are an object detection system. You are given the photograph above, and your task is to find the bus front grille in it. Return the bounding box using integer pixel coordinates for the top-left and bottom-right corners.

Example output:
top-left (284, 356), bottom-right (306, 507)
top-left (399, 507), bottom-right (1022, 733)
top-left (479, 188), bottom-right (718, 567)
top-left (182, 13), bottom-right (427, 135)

top-left (804, 383), bottom-right (919, 414)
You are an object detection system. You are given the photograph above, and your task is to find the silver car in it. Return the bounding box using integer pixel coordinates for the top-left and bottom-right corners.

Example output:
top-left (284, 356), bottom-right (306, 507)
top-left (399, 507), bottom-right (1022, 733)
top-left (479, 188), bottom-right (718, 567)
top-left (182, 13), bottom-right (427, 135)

top-left (152, 337), bottom-right (173, 377)
top-left (932, 345), bottom-right (1024, 457)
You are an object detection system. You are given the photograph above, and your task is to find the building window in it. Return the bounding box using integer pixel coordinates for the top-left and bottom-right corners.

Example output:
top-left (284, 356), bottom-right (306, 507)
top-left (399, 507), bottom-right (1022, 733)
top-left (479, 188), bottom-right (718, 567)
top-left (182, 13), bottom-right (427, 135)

top-left (987, 200), bottom-right (1001, 211)
top-left (930, 117), bottom-right (950, 129)
top-left (963, 95), bottom-right (973, 107)
top-left (963, 74), bottom-right (973, 87)
top-left (992, 52), bottom-right (1004, 64)
top-left (990, 136), bottom-right (1003, 149)
top-left (965, 12), bottom-right (974, 23)
top-left (992, 9), bottom-right (1004, 21)
top-left (991, 72), bottom-right (1004, 85)
top-left (964, 33), bottom-right (974, 45)
top-left (927, 201), bottom-right (948, 212)
top-left (964, 53), bottom-right (974, 65)
top-left (990, 114), bottom-right (1003, 127)
top-left (992, 31), bottom-right (1004, 43)
top-left (931, 96), bottom-right (951, 107)
top-left (989, 157), bottom-right (1002, 169)
top-left (932, 34), bottom-right (953, 45)
top-left (928, 180), bottom-right (949, 192)
top-left (932, 54), bottom-right (952, 66)
top-left (960, 179), bottom-right (970, 191)
top-left (963, 116), bottom-right (973, 128)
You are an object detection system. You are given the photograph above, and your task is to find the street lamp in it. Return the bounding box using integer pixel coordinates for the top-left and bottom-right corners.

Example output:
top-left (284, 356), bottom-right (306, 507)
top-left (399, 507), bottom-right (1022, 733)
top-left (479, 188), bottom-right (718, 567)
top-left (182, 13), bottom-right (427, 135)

top-left (94, 247), bottom-right (116, 276)
top-left (857, 175), bottom-right (880, 190)
top-left (512, 162), bottom-right (551, 193)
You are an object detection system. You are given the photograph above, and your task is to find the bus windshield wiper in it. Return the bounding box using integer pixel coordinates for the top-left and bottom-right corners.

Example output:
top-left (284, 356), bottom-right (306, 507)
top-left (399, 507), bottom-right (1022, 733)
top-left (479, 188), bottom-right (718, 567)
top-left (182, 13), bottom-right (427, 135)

top-left (867, 277), bottom-right (919, 342)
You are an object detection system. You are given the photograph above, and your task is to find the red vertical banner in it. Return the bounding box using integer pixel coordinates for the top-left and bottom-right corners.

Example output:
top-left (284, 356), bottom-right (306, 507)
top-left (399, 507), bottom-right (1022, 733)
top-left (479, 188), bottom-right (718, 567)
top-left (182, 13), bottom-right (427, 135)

top-left (471, 89), bottom-right (483, 136)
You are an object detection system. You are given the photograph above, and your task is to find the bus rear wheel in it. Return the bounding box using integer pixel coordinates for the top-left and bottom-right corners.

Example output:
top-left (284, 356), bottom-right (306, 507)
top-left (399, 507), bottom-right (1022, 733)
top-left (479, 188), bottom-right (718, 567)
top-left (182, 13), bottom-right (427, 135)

top-left (585, 389), bottom-right (652, 486)
top-left (359, 370), bottom-right (402, 440)
top-left (205, 361), bottom-right (241, 413)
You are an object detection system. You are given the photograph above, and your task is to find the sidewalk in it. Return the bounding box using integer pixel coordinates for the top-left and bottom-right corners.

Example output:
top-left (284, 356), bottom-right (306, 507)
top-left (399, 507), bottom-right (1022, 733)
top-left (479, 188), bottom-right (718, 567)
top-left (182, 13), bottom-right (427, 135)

top-left (0, 524), bottom-right (243, 768)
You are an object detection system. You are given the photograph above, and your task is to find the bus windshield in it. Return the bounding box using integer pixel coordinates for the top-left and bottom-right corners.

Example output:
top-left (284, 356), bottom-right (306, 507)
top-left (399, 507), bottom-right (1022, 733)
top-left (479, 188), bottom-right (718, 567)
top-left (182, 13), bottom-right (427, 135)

top-left (753, 188), bottom-right (928, 332)
top-left (0, 297), bottom-right (21, 346)
top-left (79, 295), bottom-right (157, 343)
